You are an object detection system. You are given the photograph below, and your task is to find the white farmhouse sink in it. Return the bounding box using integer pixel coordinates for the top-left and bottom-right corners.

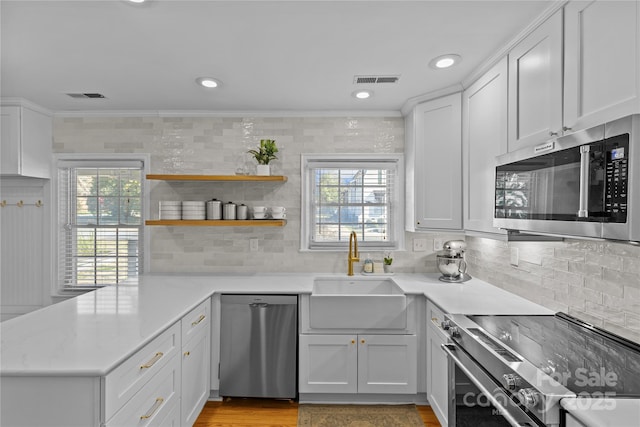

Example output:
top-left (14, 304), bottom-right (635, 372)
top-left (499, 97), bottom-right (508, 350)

top-left (309, 277), bottom-right (407, 329)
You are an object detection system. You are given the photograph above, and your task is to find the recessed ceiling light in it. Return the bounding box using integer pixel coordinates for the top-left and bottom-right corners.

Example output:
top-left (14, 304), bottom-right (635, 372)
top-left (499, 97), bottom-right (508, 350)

top-left (352, 90), bottom-right (373, 99)
top-left (196, 77), bottom-right (221, 89)
top-left (128, 0), bottom-right (146, 3)
top-left (429, 54), bottom-right (462, 70)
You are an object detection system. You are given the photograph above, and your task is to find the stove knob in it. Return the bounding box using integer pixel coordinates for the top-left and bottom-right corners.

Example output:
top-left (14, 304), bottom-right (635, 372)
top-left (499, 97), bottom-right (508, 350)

top-left (448, 326), bottom-right (460, 338)
top-left (517, 388), bottom-right (540, 409)
top-left (440, 320), bottom-right (452, 330)
top-left (502, 374), bottom-right (521, 390)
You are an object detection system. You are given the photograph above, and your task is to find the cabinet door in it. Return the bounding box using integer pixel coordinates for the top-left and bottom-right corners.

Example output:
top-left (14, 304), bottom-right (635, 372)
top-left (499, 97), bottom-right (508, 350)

top-left (1, 106), bottom-right (20, 175)
top-left (411, 93), bottom-right (462, 230)
top-left (299, 334), bottom-right (357, 394)
top-left (564, 0), bottom-right (640, 131)
top-left (357, 334), bottom-right (417, 394)
top-left (508, 9), bottom-right (563, 151)
top-left (426, 325), bottom-right (449, 427)
top-left (182, 325), bottom-right (210, 427)
top-left (0, 105), bottom-right (51, 178)
top-left (463, 57), bottom-right (508, 235)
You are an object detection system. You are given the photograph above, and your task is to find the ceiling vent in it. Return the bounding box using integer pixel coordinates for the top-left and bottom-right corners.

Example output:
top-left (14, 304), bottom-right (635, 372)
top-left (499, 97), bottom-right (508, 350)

top-left (354, 75), bottom-right (400, 84)
top-left (66, 93), bottom-right (106, 99)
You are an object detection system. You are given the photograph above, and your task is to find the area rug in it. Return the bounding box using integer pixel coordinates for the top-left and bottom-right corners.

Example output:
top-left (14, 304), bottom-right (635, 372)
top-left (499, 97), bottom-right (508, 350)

top-left (297, 404), bottom-right (424, 427)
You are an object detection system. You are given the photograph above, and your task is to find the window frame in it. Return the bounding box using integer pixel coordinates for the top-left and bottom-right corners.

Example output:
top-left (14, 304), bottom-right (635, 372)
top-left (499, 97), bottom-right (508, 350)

top-left (300, 153), bottom-right (405, 252)
top-left (53, 153), bottom-right (150, 294)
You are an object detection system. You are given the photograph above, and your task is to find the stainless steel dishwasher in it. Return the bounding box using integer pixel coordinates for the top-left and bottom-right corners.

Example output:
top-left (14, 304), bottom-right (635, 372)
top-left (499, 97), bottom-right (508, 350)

top-left (219, 294), bottom-right (298, 399)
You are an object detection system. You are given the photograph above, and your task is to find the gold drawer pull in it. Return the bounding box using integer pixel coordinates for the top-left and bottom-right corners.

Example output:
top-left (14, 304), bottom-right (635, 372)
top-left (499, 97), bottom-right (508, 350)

top-left (184, 351), bottom-right (191, 357)
top-left (351, 339), bottom-right (355, 344)
top-left (431, 317), bottom-right (439, 323)
top-left (140, 397), bottom-right (164, 420)
top-left (191, 314), bottom-right (206, 326)
top-left (140, 352), bottom-right (163, 369)
top-left (360, 339), bottom-right (365, 344)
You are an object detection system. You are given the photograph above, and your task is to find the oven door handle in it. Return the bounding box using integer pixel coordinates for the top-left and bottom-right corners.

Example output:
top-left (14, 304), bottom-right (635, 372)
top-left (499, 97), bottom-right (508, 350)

top-left (441, 343), bottom-right (531, 427)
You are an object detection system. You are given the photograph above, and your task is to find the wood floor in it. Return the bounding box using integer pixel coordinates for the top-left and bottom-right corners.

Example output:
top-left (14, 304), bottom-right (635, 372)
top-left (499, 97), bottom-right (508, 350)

top-left (194, 398), bottom-right (441, 427)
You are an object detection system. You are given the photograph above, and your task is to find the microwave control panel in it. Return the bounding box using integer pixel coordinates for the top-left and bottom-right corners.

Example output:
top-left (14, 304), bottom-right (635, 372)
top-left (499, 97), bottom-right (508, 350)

top-left (604, 134), bottom-right (629, 222)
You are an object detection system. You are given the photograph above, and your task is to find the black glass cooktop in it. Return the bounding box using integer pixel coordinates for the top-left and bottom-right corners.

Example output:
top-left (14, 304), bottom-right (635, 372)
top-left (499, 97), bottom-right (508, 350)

top-left (468, 313), bottom-right (640, 397)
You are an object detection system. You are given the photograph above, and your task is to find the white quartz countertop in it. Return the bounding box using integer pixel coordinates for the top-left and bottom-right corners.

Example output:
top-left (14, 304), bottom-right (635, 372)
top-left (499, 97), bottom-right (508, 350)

top-left (1, 273), bottom-right (551, 376)
top-left (561, 397), bottom-right (640, 427)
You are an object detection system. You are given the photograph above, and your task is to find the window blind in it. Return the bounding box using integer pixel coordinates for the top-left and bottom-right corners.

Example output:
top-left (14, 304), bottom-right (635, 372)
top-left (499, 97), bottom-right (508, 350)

top-left (57, 160), bottom-right (144, 289)
top-left (307, 158), bottom-right (398, 249)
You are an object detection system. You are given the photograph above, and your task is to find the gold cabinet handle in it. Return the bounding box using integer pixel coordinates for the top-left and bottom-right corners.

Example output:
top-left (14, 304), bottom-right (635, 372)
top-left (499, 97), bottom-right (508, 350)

top-left (351, 339), bottom-right (356, 344)
top-left (140, 397), bottom-right (164, 420)
top-left (360, 339), bottom-right (365, 344)
top-left (191, 314), bottom-right (206, 326)
top-left (431, 317), bottom-right (438, 323)
top-left (140, 352), bottom-right (163, 369)
top-left (184, 351), bottom-right (191, 357)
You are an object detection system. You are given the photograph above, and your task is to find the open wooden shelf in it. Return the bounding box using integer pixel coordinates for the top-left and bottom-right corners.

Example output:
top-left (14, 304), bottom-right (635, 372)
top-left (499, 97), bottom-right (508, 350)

top-left (145, 219), bottom-right (287, 227)
top-left (146, 174), bottom-right (287, 182)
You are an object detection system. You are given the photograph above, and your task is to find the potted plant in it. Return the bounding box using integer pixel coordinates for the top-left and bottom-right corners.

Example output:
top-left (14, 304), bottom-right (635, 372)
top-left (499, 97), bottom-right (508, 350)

top-left (383, 252), bottom-right (393, 273)
top-left (248, 139), bottom-right (278, 176)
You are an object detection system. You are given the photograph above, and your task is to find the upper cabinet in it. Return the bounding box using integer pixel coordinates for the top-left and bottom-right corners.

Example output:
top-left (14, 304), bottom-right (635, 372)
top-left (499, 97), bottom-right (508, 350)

top-left (1, 100), bottom-right (52, 178)
top-left (463, 58), bottom-right (508, 235)
top-left (405, 93), bottom-right (462, 231)
top-left (507, 1), bottom-right (640, 152)
top-left (508, 9), bottom-right (563, 152)
top-left (563, 0), bottom-right (640, 131)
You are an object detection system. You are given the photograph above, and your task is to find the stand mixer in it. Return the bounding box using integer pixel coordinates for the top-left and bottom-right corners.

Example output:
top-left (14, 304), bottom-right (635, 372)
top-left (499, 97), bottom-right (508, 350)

top-left (436, 240), bottom-right (471, 283)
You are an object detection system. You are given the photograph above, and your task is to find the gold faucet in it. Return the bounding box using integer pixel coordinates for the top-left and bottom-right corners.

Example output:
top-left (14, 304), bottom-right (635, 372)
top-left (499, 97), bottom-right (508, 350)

top-left (348, 231), bottom-right (360, 276)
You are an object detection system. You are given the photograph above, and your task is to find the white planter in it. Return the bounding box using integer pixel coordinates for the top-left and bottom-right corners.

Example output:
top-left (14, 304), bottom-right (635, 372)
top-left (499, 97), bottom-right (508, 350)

top-left (256, 164), bottom-right (270, 176)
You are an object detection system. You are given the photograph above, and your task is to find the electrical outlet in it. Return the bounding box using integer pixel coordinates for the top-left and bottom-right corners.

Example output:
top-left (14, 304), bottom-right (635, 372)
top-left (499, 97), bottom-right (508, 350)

top-left (413, 238), bottom-right (427, 252)
top-left (249, 238), bottom-right (259, 252)
top-left (433, 238), bottom-right (444, 251)
top-left (510, 247), bottom-right (519, 266)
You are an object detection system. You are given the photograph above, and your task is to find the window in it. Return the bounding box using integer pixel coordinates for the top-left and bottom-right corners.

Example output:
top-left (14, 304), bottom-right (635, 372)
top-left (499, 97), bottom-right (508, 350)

top-left (57, 158), bottom-right (145, 289)
top-left (301, 154), bottom-right (404, 250)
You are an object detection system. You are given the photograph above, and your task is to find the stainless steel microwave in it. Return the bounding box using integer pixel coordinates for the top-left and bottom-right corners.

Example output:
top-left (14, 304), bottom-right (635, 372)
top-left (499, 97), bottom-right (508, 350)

top-left (494, 115), bottom-right (639, 242)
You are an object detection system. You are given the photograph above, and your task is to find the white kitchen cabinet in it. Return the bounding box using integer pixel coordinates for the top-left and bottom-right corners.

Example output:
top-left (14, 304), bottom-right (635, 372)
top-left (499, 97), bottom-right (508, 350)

top-left (299, 334), bottom-right (417, 395)
top-left (181, 299), bottom-right (211, 427)
top-left (1, 101), bottom-right (52, 178)
top-left (462, 57), bottom-right (508, 235)
top-left (405, 93), bottom-right (462, 231)
top-left (426, 300), bottom-right (449, 427)
top-left (508, 9), bottom-right (563, 151)
top-left (563, 0), bottom-right (640, 131)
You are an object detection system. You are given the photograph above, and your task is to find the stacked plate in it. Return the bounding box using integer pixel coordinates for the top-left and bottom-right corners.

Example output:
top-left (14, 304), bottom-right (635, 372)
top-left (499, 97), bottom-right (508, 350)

top-left (159, 201), bottom-right (181, 220)
top-left (181, 201), bottom-right (206, 220)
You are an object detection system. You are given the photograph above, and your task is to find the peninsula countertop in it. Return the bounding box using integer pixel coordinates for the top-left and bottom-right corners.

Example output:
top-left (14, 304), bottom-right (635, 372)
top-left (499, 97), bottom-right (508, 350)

top-left (0, 273), bottom-right (552, 376)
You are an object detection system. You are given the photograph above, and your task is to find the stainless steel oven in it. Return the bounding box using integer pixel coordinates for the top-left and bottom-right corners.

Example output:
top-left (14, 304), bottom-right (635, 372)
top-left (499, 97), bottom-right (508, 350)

top-left (494, 115), bottom-right (640, 242)
top-left (441, 313), bottom-right (640, 427)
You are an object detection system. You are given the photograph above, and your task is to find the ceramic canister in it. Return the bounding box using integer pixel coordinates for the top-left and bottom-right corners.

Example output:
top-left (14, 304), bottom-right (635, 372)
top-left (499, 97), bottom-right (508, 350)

top-left (206, 199), bottom-right (222, 220)
top-left (236, 204), bottom-right (248, 220)
top-left (223, 201), bottom-right (237, 220)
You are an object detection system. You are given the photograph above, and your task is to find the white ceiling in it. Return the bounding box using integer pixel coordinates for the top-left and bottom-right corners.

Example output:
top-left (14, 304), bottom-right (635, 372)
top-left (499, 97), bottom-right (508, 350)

top-left (1, 0), bottom-right (553, 114)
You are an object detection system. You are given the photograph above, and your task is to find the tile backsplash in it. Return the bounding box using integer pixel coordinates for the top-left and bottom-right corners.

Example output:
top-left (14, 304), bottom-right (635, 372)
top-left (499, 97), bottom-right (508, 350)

top-left (465, 236), bottom-right (640, 344)
top-left (53, 115), bottom-right (452, 275)
top-left (54, 115), bottom-right (639, 343)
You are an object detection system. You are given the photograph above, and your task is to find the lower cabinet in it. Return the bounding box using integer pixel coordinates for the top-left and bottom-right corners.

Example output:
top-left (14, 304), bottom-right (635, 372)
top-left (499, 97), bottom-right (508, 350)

top-left (181, 299), bottom-right (211, 427)
top-left (299, 334), bottom-right (417, 395)
top-left (426, 300), bottom-right (450, 427)
top-left (0, 298), bottom-right (212, 427)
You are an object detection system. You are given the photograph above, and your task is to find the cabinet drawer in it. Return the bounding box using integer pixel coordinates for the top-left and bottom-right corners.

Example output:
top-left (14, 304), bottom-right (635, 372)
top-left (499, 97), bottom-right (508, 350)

top-left (427, 300), bottom-right (449, 340)
top-left (105, 353), bottom-right (181, 427)
top-left (182, 298), bottom-right (210, 344)
top-left (104, 322), bottom-right (180, 421)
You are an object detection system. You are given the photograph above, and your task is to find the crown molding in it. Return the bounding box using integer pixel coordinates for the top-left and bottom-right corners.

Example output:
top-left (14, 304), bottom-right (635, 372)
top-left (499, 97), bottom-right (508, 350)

top-left (1, 97), bottom-right (53, 116)
top-left (53, 109), bottom-right (403, 118)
